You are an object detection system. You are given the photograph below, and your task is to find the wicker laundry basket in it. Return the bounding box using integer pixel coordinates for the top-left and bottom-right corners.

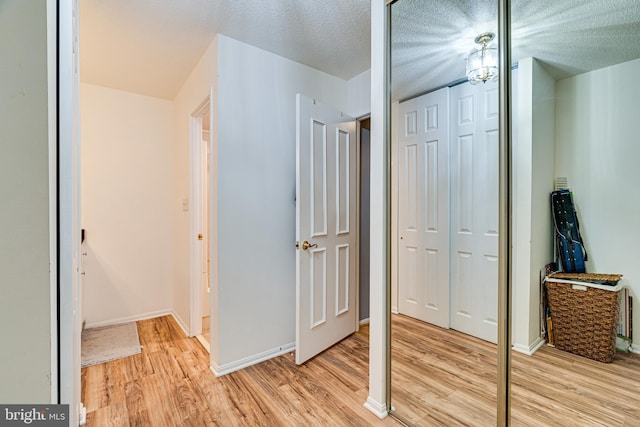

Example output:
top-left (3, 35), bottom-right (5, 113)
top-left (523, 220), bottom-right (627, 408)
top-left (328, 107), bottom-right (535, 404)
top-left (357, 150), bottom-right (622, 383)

top-left (546, 273), bottom-right (623, 363)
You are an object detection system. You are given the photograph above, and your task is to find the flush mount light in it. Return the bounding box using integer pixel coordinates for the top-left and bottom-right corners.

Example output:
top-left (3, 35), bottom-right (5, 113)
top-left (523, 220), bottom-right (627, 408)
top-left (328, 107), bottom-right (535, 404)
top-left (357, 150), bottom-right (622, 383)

top-left (466, 32), bottom-right (498, 85)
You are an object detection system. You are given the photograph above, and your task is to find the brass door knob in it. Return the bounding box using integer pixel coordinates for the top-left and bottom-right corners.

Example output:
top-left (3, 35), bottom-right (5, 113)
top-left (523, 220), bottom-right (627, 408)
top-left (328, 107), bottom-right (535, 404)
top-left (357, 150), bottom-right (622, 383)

top-left (302, 240), bottom-right (318, 250)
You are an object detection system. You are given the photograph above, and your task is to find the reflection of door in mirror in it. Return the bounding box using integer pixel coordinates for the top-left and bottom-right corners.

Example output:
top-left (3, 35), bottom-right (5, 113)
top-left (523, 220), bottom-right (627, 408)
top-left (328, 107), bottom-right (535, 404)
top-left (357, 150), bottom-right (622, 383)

top-left (389, 0), bottom-right (640, 425)
top-left (390, 0), bottom-right (499, 424)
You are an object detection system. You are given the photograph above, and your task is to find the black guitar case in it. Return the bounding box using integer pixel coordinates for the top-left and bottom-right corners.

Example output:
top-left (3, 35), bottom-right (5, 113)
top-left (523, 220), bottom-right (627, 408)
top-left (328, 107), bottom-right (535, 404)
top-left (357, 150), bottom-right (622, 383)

top-left (551, 190), bottom-right (588, 273)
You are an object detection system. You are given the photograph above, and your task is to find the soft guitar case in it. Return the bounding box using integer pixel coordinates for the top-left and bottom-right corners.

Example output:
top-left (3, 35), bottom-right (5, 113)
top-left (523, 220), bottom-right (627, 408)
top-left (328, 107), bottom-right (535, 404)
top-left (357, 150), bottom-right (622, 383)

top-left (551, 190), bottom-right (588, 273)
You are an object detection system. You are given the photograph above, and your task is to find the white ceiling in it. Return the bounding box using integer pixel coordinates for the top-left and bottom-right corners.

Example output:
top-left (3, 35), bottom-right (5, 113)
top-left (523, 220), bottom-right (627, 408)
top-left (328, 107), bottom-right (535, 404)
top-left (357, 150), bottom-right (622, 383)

top-left (392, 0), bottom-right (640, 101)
top-left (81, 0), bottom-right (640, 103)
top-left (80, 0), bottom-right (371, 100)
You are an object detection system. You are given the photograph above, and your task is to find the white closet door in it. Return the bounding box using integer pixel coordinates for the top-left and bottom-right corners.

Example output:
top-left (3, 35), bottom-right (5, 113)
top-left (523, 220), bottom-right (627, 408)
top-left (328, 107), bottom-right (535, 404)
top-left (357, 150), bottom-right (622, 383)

top-left (449, 81), bottom-right (499, 343)
top-left (397, 87), bottom-right (450, 328)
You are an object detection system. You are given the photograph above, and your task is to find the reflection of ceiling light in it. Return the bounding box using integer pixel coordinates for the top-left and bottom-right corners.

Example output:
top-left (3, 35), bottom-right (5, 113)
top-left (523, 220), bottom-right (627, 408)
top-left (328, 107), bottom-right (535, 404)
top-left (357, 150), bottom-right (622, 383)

top-left (466, 32), bottom-right (498, 85)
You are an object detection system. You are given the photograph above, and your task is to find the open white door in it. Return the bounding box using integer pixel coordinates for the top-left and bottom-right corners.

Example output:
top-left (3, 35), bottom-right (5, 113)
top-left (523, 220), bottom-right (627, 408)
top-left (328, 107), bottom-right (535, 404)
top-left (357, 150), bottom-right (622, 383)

top-left (295, 94), bottom-right (357, 365)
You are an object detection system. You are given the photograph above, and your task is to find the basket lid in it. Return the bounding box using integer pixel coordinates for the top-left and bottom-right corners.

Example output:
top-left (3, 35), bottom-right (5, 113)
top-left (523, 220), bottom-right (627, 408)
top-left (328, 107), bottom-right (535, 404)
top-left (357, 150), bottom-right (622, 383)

top-left (548, 272), bottom-right (622, 285)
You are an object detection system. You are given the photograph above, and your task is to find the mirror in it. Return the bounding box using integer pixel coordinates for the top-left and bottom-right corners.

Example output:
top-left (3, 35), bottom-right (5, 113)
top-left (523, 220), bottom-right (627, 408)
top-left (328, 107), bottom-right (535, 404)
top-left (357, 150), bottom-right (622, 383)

top-left (389, 0), bottom-right (640, 425)
top-left (509, 1), bottom-right (640, 424)
top-left (390, 0), bottom-right (499, 424)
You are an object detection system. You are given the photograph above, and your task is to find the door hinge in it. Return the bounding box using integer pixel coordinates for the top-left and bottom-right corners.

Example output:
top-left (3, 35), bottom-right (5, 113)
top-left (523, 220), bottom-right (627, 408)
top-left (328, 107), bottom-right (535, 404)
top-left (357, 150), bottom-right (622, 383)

top-left (295, 241), bottom-right (299, 250)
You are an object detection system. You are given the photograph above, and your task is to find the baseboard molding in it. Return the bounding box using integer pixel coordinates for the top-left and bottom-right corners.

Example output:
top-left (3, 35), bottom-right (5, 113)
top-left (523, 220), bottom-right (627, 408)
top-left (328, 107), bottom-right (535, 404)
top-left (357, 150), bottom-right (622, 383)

top-left (364, 396), bottom-right (388, 419)
top-left (359, 318), bottom-right (370, 326)
top-left (211, 342), bottom-right (295, 377)
top-left (631, 343), bottom-right (640, 354)
top-left (391, 307), bottom-right (399, 315)
top-left (512, 336), bottom-right (545, 356)
top-left (171, 312), bottom-right (189, 337)
top-left (196, 335), bottom-right (210, 353)
top-left (83, 308), bottom-right (173, 329)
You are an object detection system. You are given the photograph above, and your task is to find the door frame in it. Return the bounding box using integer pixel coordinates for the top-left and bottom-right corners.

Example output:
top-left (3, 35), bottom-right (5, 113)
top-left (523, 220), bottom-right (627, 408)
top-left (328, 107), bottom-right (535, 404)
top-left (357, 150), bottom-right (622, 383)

top-left (58, 0), bottom-right (82, 424)
top-left (356, 115), bottom-right (373, 328)
top-left (189, 90), bottom-right (214, 337)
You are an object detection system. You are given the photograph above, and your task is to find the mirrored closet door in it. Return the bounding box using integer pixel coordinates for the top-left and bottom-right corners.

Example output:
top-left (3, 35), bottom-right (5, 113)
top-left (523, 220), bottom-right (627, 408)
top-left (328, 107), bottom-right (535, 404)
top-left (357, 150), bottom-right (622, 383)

top-left (388, 0), bottom-right (640, 425)
top-left (509, 1), bottom-right (640, 424)
top-left (389, 1), bottom-right (499, 424)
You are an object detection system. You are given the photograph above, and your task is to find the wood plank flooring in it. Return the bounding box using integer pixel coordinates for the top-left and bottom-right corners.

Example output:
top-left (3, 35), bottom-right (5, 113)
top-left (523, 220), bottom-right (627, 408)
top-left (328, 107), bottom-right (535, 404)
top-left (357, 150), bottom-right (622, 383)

top-left (81, 316), bottom-right (399, 426)
top-left (83, 314), bottom-right (640, 426)
top-left (391, 313), bottom-right (640, 426)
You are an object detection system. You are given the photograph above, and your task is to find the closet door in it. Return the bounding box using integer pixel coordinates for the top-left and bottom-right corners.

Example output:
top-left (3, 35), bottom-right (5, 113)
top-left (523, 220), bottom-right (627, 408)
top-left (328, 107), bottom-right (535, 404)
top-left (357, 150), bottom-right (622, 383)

top-left (449, 81), bottom-right (499, 343)
top-left (397, 87), bottom-right (450, 327)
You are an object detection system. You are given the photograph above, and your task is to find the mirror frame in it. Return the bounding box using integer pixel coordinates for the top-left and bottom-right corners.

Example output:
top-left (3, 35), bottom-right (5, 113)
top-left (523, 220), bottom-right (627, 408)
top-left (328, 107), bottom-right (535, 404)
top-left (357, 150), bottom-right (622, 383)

top-left (376, 0), bottom-right (514, 425)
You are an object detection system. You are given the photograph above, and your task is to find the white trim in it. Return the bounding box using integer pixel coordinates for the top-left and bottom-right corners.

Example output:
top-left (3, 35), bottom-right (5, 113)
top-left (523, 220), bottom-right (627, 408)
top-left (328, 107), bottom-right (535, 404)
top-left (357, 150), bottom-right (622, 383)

top-left (83, 309), bottom-right (173, 329)
top-left (364, 396), bottom-right (388, 419)
top-left (171, 312), bottom-right (190, 337)
top-left (196, 335), bottom-right (210, 353)
top-left (631, 344), bottom-right (640, 355)
top-left (58, 0), bottom-right (81, 424)
top-left (190, 93), bottom-right (213, 338)
top-left (512, 336), bottom-right (545, 356)
top-left (355, 119), bottom-right (362, 332)
top-left (211, 342), bottom-right (295, 377)
top-left (359, 318), bottom-right (370, 326)
top-left (390, 100), bottom-right (399, 318)
top-left (367, 0), bottom-right (389, 412)
top-left (46, 0), bottom-right (58, 404)
top-left (189, 115), bottom-right (203, 337)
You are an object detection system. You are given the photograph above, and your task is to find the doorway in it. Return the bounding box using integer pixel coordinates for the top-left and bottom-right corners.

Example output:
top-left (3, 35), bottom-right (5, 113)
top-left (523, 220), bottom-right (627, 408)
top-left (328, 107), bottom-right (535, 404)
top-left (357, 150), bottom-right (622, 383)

top-left (190, 93), bottom-right (213, 350)
top-left (358, 117), bottom-right (371, 325)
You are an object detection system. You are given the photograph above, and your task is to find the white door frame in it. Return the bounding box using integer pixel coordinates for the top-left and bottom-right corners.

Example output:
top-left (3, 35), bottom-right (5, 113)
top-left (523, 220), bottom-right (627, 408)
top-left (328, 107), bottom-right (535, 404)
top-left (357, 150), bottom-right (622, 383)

top-left (58, 0), bottom-right (82, 424)
top-left (189, 90), bottom-right (214, 337)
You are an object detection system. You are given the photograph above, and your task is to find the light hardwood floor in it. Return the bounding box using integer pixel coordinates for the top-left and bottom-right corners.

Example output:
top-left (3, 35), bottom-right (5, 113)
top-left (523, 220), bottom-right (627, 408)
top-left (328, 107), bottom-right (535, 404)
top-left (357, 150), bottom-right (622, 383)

top-left (391, 313), bottom-right (640, 426)
top-left (81, 315), bottom-right (399, 426)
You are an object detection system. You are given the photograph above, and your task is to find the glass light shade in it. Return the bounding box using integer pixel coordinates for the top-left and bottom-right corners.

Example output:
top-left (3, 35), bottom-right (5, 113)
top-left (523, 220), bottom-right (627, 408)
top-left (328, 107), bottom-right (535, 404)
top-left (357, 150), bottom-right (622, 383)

top-left (466, 44), bottom-right (498, 84)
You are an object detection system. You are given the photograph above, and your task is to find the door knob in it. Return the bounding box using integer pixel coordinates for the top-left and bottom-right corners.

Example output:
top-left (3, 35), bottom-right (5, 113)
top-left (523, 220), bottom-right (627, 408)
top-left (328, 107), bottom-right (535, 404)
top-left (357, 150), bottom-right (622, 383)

top-left (302, 240), bottom-right (318, 250)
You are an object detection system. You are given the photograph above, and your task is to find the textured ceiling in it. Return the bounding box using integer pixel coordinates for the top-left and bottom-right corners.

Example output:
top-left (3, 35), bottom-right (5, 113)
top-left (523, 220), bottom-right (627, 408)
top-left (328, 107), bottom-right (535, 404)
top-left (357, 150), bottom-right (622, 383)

top-left (81, 0), bottom-right (371, 100)
top-left (81, 0), bottom-right (640, 103)
top-left (392, 0), bottom-right (640, 101)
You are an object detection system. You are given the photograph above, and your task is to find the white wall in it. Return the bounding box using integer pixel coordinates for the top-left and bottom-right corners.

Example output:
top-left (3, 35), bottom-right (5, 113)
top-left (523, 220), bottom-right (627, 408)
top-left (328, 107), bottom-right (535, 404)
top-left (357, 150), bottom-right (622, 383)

top-left (0, 0), bottom-right (53, 403)
top-left (215, 34), bottom-right (349, 369)
top-left (81, 84), bottom-right (174, 326)
top-left (348, 69), bottom-right (372, 118)
top-left (512, 58), bottom-right (556, 353)
top-left (555, 57), bottom-right (640, 348)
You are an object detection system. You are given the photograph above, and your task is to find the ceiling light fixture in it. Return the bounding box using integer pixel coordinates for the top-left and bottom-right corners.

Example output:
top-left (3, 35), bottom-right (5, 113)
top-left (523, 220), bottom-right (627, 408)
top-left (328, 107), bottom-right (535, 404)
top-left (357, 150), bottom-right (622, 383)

top-left (466, 32), bottom-right (498, 85)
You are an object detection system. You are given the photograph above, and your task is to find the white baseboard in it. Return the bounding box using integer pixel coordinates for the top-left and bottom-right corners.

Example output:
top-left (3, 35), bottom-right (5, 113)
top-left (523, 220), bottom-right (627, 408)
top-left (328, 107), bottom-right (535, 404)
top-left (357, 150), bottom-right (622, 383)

top-left (391, 307), bottom-right (399, 315)
top-left (631, 343), bottom-right (640, 354)
top-left (196, 335), bottom-right (210, 353)
top-left (211, 342), bottom-right (295, 377)
top-left (364, 396), bottom-right (388, 419)
top-left (83, 308), bottom-right (173, 329)
top-left (512, 336), bottom-right (545, 356)
top-left (359, 318), bottom-right (370, 326)
top-left (171, 312), bottom-right (189, 337)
